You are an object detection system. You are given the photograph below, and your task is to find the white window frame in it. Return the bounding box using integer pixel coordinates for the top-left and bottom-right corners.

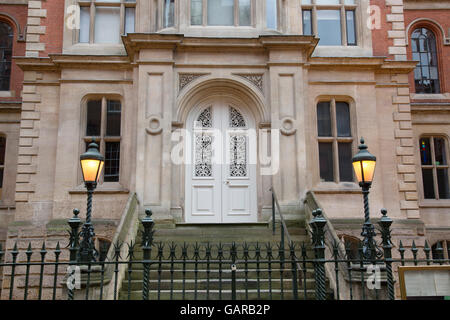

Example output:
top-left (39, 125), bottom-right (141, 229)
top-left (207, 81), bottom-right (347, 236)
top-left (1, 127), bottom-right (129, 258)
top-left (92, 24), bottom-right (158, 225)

top-left (301, 0), bottom-right (358, 46)
top-left (77, 0), bottom-right (136, 44)
top-left (189, 0), bottom-right (255, 27)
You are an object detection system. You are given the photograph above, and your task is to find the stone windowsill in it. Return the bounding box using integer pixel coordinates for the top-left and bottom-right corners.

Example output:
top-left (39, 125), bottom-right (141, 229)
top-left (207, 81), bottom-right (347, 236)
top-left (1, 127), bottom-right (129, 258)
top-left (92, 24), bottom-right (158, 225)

top-left (0, 91), bottom-right (15, 98)
top-left (69, 183), bottom-right (129, 195)
top-left (313, 182), bottom-right (361, 194)
top-left (419, 199), bottom-right (450, 208)
top-left (411, 93), bottom-right (450, 100)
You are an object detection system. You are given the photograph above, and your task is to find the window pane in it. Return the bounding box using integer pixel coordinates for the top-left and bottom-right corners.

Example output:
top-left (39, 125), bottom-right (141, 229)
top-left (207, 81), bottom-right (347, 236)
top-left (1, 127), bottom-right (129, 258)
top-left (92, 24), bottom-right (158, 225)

top-left (434, 138), bottom-right (447, 165)
top-left (422, 168), bottom-right (435, 199)
top-left (79, 7), bottom-right (90, 43)
top-left (239, 0), bottom-right (251, 26)
top-left (0, 168), bottom-right (3, 188)
top-left (0, 137), bottom-right (5, 166)
top-left (86, 100), bottom-right (102, 136)
top-left (191, 0), bottom-right (203, 25)
top-left (104, 142), bottom-right (120, 182)
top-left (346, 10), bottom-right (356, 45)
top-left (266, 0), bottom-right (277, 29)
top-left (125, 8), bottom-right (135, 34)
top-left (412, 28), bottom-right (440, 94)
top-left (437, 169), bottom-right (450, 199)
top-left (94, 7), bottom-right (121, 44)
top-left (106, 100), bottom-right (121, 136)
top-left (336, 102), bottom-right (351, 137)
top-left (303, 10), bottom-right (312, 35)
top-left (208, 0), bottom-right (234, 26)
top-left (319, 142), bottom-right (334, 182)
top-left (317, 10), bottom-right (341, 46)
top-left (163, 0), bottom-right (175, 28)
top-left (317, 102), bottom-right (331, 137)
top-left (420, 138), bottom-right (432, 165)
top-left (338, 143), bottom-right (353, 182)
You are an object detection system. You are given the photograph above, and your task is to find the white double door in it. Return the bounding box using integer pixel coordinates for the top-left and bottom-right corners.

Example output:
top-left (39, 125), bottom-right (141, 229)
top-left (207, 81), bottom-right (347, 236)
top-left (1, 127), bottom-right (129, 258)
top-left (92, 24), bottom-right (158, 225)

top-left (185, 100), bottom-right (257, 223)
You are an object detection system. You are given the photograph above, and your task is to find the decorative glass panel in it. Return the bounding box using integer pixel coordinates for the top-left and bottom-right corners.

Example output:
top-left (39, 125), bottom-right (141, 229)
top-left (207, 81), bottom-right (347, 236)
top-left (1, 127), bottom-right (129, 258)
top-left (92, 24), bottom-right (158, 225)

top-left (420, 138), bottom-right (432, 165)
top-left (104, 142), bottom-right (120, 182)
top-left (191, 0), bottom-right (203, 25)
top-left (94, 7), bottom-right (121, 44)
top-left (195, 107), bottom-right (212, 128)
top-left (106, 100), bottom-right (121, 136)
top-left (336, 102), bottom-right (351, 137)
top-left (86, 100), bottom-right (102, 136)
top-left (239, 0), bottom-right (251, 26)
top-left (0, 22), bottom-right (12, 91)
top-left (208, 0), bottom-right (234, 26)
top-left (229, 107), bottom-right (246, 128)
top-left (317, 102), bottom-right (331, 137)
top-left (338, 142), bottom-right (353, 182)
top-left (266, 0), bottom-right (277, 29)
top-left (319, 142), bottom-right (334, 182)
top-left (195, 134), bottom-right (213, 177)
top-left (229, 135), bottom-right (247, 177)
top-left (317, 10), bottom-right (341, 46)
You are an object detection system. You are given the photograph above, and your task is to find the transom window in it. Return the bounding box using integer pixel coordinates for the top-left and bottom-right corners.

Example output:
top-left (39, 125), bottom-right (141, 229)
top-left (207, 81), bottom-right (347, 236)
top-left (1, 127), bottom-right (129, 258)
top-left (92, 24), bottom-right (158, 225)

top-left (302, 0), bottom-right (357, 46)
top-left (0, 21), bottom-right (13, 91)
top-left (190, 0), bottom-right (252, 27)
top-left (317, 99), bottom-right (354, 183)
top-left (420, 136), bottom-right (450, 200)
top-left (84, 97), bottom-right (122, 183)
top-left (78, 0), bottom-right (136, 44)
top-left (411, 27), bottom-right (440, 94)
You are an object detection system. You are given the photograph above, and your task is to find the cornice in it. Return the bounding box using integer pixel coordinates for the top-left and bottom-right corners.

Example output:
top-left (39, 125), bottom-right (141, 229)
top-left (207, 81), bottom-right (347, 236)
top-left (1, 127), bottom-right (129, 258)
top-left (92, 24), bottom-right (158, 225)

top-left (308, 57), bottom-right (417, 73)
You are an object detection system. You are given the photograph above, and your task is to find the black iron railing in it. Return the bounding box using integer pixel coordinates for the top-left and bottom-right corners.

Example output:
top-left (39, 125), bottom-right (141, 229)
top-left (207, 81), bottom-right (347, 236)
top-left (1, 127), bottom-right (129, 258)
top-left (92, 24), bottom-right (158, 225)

top-left (0, 208), bottom-right (449, 300)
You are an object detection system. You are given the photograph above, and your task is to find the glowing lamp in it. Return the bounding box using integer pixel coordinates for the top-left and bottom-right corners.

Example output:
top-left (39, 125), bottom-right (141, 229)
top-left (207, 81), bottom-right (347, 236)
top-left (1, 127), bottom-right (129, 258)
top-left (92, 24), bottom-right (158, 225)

top-left (352, 138), bottom-right (376, 186)
top-left (80, 141), bottom-right (104, 185)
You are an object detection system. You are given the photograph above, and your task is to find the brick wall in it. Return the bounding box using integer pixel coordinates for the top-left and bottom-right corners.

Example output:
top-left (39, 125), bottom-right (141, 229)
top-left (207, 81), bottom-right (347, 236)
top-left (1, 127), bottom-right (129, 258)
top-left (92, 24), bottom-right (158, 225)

top-left (0, 4), bottom-right (27, 101)
top-left (404, 9), bottom-right (450, 94)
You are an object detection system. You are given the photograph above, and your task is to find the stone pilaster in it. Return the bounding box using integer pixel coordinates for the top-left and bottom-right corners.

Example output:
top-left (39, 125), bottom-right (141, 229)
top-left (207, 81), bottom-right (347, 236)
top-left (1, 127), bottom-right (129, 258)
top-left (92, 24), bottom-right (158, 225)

top-left (25, 0), bottom-right (46, 57)
top-left (385, 0), bottom-right (407, 61)
top-left (391, 73), bottom-right (420, 219)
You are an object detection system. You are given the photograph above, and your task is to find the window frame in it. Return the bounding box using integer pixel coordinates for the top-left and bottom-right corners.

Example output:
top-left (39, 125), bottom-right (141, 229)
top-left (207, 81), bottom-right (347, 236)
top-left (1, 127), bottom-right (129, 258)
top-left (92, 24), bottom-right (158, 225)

top-left (410, 27), bottom-right (441, 94)
top-left (316, 98), bottom-right (355, 184)
top-left (0, 20), bottom-right (13, 92)
top-left (301, 0), bottom-right (358, 46)
top-left (81, 95), bottom-right (123, 185)
top-left (189, 0), bottom-right (255, 28)
top-left (419, 135), bottom-right (450, 201)
top-left (77, 0), bottom-right (136, 44)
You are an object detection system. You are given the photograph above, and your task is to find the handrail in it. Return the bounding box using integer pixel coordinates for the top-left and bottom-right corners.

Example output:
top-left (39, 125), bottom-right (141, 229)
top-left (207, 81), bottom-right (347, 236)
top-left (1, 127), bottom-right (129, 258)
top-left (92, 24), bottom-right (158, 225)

top-left (102, 193), bottom-right (140, 300)
top-left (271, 188), bottom-right (303, 285)
top-left (303, 190), bottom-right (352, 300)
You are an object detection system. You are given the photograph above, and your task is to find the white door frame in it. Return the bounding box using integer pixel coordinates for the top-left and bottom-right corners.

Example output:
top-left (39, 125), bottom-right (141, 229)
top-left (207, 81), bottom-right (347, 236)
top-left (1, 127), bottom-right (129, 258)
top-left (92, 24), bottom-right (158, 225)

top-left (185, 98), bottom-right (258, 223)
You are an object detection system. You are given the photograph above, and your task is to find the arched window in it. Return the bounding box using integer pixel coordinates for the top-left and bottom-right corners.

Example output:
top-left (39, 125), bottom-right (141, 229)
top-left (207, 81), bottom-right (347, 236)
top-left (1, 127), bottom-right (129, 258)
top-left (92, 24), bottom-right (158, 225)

top-left (0, 21), bottom-right (13, 91)
top-left (411, 27), bottom-right (440, 94)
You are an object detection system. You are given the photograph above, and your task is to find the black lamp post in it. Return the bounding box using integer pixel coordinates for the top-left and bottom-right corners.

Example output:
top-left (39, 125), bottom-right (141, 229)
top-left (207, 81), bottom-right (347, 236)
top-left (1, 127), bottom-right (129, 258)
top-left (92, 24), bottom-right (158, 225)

top-left (352, 138), bottom-right (380, 261)
top-left (78, 141), bottom-right (104, 263)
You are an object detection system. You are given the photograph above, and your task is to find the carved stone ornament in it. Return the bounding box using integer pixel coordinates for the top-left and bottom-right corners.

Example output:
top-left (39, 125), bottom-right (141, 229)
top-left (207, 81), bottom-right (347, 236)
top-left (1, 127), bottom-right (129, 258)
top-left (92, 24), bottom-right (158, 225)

top-left (179, 74), bottom-right (208, 91)
top-left (235, 74), bottom-right (264, 92)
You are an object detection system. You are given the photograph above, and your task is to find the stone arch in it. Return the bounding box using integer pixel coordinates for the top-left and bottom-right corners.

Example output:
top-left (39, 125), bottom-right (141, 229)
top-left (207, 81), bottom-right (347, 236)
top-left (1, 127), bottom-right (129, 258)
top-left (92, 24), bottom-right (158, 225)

top-left (176, 76), bottom-right (269, 126)
top-left (0, 12), bottom-right (25, 42)
top-left (405, 18), bottom-right (449, 46)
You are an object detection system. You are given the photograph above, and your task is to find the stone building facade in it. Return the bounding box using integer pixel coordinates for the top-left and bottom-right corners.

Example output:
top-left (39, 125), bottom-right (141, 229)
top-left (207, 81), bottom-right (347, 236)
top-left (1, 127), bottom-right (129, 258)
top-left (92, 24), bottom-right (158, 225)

top-left (0, 0), bottom-right (449, 298)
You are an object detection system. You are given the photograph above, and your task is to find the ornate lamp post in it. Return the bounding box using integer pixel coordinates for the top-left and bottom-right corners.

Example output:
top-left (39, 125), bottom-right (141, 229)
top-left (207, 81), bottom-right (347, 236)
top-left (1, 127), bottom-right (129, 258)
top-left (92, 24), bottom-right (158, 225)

top-left (78, 141), bottom-right (104, 263)
top-left (352, 138), bottom-right (380, 260)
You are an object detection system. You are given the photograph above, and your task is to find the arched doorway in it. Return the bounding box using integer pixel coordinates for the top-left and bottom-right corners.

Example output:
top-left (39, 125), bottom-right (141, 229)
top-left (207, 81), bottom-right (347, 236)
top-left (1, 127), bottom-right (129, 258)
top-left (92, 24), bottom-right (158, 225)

top-left (184, 97), bottom-right (258, 223)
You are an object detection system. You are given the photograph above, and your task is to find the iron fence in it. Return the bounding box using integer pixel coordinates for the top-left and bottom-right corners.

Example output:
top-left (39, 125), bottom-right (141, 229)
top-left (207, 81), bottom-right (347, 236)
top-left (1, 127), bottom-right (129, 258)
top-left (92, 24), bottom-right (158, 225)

top-left (0, 209), bottom-right (449, 300)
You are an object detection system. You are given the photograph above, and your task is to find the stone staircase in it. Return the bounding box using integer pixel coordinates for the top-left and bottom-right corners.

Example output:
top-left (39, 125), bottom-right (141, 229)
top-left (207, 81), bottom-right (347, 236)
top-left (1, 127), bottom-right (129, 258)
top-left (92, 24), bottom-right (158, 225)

top-left (118, 220), bottom-right (333, 300)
